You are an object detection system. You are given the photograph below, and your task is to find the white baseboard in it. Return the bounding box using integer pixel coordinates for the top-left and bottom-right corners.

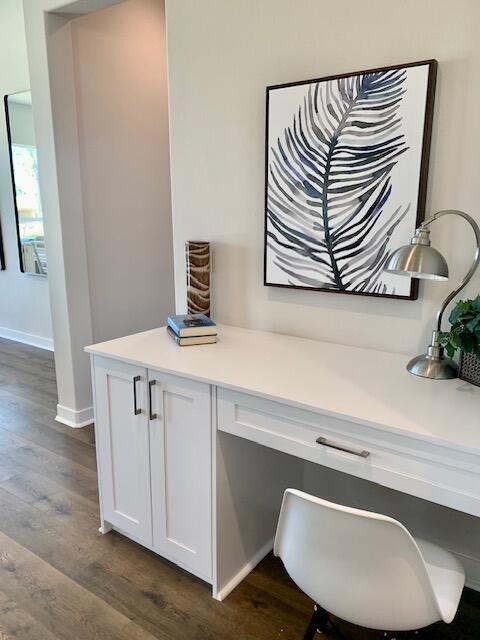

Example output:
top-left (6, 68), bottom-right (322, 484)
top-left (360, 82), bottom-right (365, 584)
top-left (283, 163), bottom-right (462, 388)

top-left (213, 537), bottom-right (274, 601)
top-left (0, 326), bottom-right (54, 351)
top-left (451, 549), bottom-right (480, 592)
top-left (210, 541), bottom-right (480, 601)
top-left (56, 403), bottom-right (94, 428)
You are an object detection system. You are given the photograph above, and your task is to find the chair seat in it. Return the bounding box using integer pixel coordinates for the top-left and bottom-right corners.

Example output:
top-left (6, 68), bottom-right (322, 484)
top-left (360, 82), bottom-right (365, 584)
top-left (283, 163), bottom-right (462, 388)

top-left (415, 537), bottom-right (465, 623)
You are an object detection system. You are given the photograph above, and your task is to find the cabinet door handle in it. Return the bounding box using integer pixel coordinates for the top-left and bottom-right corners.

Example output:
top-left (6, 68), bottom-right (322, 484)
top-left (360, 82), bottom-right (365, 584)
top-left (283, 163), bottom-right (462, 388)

top-left (315, 436), bottom-right (370, 458)
top-left (148, 380), bottom-right (157, 420)
top-left (133, 375), bottom-right (141, 415)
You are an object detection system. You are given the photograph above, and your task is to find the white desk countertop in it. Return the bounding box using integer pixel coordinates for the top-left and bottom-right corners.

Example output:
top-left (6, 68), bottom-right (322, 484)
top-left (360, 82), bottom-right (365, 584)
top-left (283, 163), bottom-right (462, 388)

top-left (86, 324), bottom-right (480, 455)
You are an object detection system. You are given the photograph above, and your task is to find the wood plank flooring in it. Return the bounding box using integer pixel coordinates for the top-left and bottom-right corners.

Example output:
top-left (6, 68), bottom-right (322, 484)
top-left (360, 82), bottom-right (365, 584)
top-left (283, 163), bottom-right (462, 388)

top-left (0, 338), bottom-right (478, 639)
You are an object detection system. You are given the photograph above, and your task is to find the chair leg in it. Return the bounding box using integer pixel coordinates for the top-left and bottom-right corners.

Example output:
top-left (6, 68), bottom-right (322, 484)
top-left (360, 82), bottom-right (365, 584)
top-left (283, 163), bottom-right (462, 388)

top-left (303, 605), bottom-right (329, 639)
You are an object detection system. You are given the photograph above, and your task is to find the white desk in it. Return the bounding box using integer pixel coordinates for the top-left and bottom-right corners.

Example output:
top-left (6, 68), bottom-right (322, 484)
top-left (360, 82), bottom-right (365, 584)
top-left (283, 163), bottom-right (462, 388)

top-left (86, 325), bottom-right (480, 599)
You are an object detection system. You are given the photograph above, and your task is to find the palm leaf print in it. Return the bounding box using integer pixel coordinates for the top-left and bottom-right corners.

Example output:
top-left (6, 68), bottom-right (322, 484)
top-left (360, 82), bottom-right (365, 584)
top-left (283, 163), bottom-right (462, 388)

top-left (266, 70), bottom-right (411, 294)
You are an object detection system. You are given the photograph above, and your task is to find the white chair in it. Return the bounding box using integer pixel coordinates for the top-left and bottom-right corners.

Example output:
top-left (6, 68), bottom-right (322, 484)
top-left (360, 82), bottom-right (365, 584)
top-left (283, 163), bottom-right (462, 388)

top-left (274, 489), bottom-right (465, 638)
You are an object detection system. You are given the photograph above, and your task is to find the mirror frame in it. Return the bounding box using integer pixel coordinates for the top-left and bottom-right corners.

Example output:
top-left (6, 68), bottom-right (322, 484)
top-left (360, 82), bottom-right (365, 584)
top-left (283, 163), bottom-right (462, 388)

top-left (4, 92), bottom-right (45, 275)
top-left (0, 98), bottom-right (5, 269)
top-left (0, 216), bottom-right (4, 270)
top-left (4, 94), bottom-right (24, 272)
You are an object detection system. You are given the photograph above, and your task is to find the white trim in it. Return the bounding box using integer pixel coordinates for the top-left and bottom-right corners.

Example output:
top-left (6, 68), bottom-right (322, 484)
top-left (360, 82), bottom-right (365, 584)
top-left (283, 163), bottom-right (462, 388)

top-left (211, 538), bottom-right (480, 599)
top-left (213, 537), bottom-right (274, 602)
top-left (211, 386), bottom-right (219, 598)
top-left (450, 549), bottom-right (480, 592)
top-left (0, 326), bottom-right (54, 351)
top-left (56, 403), bottom-right (94, 428)
top-left (209, 534), bottom-right (480, 600)
top-left (98, 523), bottom-right (113, 535)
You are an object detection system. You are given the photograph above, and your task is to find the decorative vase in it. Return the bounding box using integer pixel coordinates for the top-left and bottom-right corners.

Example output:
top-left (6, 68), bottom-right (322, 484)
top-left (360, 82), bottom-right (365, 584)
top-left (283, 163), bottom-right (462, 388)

top-left (185, 241), bottom-right (211, 317)
top-left (459, 352), bottom-right (480, 387)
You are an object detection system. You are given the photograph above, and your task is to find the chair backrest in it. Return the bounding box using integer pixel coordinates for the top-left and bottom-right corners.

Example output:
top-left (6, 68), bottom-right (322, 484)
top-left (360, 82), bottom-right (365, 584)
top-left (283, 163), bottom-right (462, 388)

top-left (274, 489), bottom-right (440, 632)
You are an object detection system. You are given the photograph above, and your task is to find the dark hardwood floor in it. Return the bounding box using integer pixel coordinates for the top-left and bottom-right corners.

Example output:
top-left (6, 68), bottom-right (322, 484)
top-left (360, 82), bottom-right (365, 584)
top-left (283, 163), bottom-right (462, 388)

top-left (0, 338), bottom-right (478, 639)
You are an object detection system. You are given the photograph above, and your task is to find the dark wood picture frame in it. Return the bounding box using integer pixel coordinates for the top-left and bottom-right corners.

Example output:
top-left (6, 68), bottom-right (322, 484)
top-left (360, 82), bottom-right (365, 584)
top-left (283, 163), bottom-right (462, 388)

top-left (264, 59), bottom-right (438, 300)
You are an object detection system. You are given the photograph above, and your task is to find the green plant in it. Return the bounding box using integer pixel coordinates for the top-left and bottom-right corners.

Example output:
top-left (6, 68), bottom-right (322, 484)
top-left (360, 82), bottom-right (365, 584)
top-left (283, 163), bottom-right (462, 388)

top-left (439, 296), bottom-right (480, 358)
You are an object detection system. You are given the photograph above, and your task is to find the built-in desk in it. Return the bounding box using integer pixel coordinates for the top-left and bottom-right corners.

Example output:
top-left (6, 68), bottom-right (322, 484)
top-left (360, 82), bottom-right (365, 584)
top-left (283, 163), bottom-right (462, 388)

top-left (86, 325), bottom-right (480, 599)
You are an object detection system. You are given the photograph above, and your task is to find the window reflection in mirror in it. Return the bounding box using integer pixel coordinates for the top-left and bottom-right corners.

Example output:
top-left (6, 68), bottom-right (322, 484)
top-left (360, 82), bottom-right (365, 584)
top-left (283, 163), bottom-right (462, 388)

top-left (4, 91), bottom-right (47, 275)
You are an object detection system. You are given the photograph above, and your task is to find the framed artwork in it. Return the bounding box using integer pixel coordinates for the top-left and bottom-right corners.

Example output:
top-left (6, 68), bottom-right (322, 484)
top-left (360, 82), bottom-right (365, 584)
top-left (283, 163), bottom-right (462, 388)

top-left (264, 60), bottom-right (437, 299)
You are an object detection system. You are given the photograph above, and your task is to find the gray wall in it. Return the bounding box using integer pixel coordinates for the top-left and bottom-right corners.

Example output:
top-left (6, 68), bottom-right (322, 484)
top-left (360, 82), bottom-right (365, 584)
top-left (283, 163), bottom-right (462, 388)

top-left (71, 0), bottom-right (175, 343)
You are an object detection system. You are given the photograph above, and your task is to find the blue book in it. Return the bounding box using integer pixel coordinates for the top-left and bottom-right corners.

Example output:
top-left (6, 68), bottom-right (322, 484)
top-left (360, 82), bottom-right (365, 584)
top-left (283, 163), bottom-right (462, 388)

top-left (167, 313), bottom-right (217, 337)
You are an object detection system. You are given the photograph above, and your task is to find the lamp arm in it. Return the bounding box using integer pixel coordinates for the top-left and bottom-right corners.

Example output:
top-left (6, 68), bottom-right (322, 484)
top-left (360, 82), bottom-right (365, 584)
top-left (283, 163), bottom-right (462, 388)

top-left (422, 210), bottom-right (480, 332)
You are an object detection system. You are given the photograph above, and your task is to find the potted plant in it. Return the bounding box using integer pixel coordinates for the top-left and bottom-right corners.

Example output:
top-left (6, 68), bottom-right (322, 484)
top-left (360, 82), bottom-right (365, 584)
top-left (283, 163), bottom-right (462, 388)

top-left (440, 296), bottom-right (480, 385)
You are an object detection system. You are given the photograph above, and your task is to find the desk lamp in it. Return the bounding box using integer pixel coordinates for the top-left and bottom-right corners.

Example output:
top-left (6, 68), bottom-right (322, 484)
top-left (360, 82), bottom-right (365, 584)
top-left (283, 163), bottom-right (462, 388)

top-left (384, 210), bottom-right (480, 379)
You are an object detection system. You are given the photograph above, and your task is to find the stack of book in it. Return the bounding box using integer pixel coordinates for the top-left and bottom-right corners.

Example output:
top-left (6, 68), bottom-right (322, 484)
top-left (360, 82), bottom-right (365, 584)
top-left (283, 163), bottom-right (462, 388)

top-left (167, 314), bottom-right (217, 346)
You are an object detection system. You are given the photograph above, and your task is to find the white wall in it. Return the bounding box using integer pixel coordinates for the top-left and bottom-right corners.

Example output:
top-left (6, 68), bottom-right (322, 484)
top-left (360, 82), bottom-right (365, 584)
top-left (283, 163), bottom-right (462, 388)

top-left (70, 0), bottom-right (175, 343)
top-left (26, 3), bottom-right (95, 427)
top-left (166, 0), bottom-right (480, 355)
top-left (0, 0), bottom-right (52, 349)
top-left (24, 0), bottom-right (174, 426)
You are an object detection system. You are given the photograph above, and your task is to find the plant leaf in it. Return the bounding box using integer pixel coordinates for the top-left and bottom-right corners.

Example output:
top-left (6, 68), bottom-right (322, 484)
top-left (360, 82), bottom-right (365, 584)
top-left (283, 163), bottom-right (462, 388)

top-left (471, 295), bottom-right (480, 313)
top-left (449, 299), bottom-right (471, 324)
top-left (445, 342), bottom-right (456, 358)
top-left (458, 330), bottom-right (475, 353)
top-left (467, 315), bottom-right (480, 332)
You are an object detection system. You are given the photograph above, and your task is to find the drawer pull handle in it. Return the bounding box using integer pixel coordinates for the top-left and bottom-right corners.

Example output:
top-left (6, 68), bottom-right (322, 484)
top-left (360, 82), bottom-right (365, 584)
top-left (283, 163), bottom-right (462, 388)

top-left (133, 375), bottom-right (141, 415)
top-left (148, 380), bottom-right (157, 420)
top-left (316, 436), bottom-right (370, 458)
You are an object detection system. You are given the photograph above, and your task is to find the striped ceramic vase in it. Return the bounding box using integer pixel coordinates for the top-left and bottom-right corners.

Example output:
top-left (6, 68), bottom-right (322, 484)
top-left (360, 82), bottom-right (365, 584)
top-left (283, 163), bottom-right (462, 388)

top-left (185, 241), bottom-right (211, 317)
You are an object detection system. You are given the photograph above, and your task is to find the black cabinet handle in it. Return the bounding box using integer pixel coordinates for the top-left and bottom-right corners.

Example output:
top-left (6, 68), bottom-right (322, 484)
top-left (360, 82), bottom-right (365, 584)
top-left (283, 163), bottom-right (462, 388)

top-left (133, 375), bottom-right (141, 415)
top-left (148, 380), bottom-right (157, 420)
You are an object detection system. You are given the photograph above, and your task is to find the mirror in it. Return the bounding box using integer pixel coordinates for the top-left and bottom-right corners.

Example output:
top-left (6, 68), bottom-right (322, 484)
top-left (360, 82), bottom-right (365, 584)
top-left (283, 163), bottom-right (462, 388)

top-left (4, 91), bottom-right (47, 275)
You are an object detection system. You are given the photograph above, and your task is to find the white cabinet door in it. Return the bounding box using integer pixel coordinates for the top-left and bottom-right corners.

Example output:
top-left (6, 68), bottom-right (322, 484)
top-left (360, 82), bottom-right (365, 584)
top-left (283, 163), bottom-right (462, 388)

top-left (148, 371), bottom-right (212, 581)
top-left (93, 356), bottom-right (152, 545)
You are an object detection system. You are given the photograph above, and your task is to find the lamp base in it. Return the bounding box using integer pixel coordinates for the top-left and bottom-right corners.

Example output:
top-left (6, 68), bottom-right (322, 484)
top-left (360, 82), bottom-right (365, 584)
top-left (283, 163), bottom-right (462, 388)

top-left (407, 354), bottom-right (459, 380)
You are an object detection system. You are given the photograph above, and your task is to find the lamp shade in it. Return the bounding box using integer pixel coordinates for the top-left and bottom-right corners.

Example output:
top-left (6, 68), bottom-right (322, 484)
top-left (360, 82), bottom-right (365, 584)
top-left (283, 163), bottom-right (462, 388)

top-left (385, 244), bottom-right (449, 280)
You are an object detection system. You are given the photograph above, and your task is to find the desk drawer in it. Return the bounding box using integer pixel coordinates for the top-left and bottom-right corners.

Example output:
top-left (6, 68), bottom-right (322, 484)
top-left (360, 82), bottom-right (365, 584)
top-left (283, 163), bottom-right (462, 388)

top-left (217, 388), bottom-right (480, 517)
